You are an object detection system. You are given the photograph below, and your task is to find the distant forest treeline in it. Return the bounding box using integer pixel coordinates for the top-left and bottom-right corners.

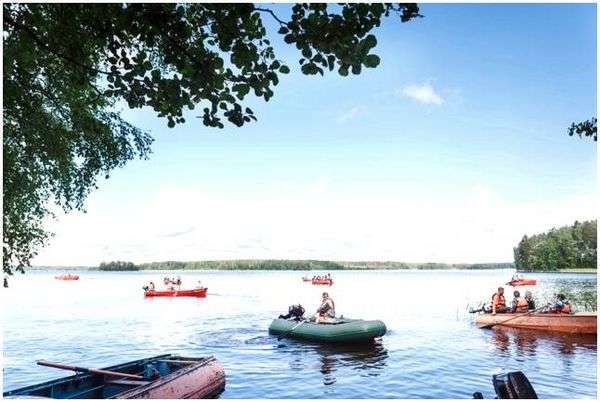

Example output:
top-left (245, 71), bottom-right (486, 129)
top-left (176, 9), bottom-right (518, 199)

top-left (99, 261), bottom-right (140, 271)
top-left (514, 220), bottom-right (597, 272)
top-left (131, 260), bottom-right (514, 271)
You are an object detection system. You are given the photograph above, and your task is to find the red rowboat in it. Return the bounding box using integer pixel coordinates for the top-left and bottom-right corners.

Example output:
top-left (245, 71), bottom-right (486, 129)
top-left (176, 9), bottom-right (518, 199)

top-left (144, 288), bottom-right (207, 298)
top-left (55, 274), bottom-right (80, 281)
top-left (476, 312), bottom-right (596, 334)
top-left (507, 278), bottom-right (536, 286)
top-left (3, 354), bottom-right (225, 399)
top-left (312, 278), bottom-right (333, 286)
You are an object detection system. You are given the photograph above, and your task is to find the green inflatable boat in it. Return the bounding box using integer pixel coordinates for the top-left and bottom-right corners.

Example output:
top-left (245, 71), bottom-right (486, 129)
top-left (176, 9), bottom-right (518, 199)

top-left (269, 318), bottom-right (387, 343)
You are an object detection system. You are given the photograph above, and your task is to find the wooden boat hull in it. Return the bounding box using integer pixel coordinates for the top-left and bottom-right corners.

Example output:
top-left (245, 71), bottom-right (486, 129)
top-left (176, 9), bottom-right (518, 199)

top-left (269, 318), bottom-right (386, 343)
top-left (3, 355), bottom-right (225, 399)
top-left (476, 312), bottom-right (597, 334)
top-left (55, 275), bottom-right (79, 281)
top-left (144, 288), bottom-right (207, 297)
top-left (507, 279), bottom-right (536, 286)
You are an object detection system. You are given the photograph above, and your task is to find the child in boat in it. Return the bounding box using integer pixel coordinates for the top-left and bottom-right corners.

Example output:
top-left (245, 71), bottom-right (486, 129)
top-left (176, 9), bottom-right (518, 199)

top-left (314, 292), bottom-right (336, 323)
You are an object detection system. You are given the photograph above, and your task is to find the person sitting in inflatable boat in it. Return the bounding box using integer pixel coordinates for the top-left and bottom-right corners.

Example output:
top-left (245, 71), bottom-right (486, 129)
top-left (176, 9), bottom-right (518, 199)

top-left (313, 292), bottom-right (336, 323)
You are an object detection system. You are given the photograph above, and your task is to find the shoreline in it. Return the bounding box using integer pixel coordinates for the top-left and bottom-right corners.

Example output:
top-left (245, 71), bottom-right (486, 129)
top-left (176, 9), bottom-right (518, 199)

top-left (26, 267), bottom-right (596, 273)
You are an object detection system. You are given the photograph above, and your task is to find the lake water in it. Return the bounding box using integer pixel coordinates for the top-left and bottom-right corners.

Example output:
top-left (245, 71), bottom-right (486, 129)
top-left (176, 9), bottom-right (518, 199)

top-left (2, 269), bottom-right (597, 398)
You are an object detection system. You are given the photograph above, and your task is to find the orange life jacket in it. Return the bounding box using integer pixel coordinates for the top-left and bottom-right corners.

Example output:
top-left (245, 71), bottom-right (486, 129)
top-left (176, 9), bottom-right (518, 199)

top-left (514, 296), bottom-right (528, 313)
top-left (492, 293), bottom-right (506, 308)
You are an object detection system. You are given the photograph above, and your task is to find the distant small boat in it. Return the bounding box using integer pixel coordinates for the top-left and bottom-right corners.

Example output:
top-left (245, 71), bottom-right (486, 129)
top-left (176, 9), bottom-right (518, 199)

top-left (506, 278), bottom-right (536, 286)
top-left (55, 274), bottom-right (79, 281)
top-left (312, 278), bottom-right (333, 286)
top-left (2, 354), bottom-right (225, 399)
top-left (144, 288), bottom-right (207, 297)
top-left (476, 312), bottom-right (596, 334)
top-left (301, 277), bottom-right (312, 282)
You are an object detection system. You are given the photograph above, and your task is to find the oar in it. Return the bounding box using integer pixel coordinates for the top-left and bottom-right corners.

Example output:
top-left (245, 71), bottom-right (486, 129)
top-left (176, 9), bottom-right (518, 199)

top-left (37, 360), bottom-right (145, 380)
top-left (478, 305), bottom-right (548, 330)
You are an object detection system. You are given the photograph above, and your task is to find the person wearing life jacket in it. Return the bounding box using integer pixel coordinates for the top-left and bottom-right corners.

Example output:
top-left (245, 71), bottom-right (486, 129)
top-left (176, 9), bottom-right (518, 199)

top-left (524, 290), bottom-right (535, 310)
top-left (491, 287), bottom-right (509, 315)
top-left (314, 292), bottom-right (336, 323)
top-left (550, 293), bottom-right (572, 314)
top-left (511, 290), bottom-right (529, 313)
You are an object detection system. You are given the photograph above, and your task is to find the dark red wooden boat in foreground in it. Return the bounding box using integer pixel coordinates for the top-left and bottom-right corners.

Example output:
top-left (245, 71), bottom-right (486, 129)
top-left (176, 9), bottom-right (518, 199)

top-left (3, 354), bottom-right (225, 399)
top-left (144, 288), bottom-right (207, 297)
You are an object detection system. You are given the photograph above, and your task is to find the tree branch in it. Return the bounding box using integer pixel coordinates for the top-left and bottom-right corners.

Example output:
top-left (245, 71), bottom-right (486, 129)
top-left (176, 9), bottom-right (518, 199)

top-left (254, 7), bottom-right (286, 26)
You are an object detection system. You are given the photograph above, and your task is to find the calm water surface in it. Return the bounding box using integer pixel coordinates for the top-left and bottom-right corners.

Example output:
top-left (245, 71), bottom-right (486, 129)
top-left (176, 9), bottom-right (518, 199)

top-left (2, 269), bottom-right (597, 398)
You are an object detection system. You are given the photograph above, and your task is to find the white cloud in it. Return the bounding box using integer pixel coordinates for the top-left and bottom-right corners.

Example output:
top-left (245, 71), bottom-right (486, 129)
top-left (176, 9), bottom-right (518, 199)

top-left (399, 83), bottom-right (444, 105)
top-left (336, 106), bottom-right (362, 123)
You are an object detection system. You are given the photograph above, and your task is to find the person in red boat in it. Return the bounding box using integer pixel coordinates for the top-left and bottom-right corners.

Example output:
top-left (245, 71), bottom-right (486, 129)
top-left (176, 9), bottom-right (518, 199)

top-left (549, 294), bottom-right (572, 314)
top-left (511, 290), bottom-right (529, 313)
top-left (491, 287), bottom-right (509, 315)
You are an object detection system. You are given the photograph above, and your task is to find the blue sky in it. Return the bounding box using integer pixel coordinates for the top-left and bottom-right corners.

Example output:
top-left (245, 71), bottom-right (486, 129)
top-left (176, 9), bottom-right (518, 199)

top-left (35, 3), bottom-right (597, 265)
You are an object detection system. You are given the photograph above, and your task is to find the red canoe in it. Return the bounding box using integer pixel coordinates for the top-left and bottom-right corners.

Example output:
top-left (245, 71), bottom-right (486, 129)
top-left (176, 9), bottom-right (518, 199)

top-left (312, 279), bottom-right (333, 286)
top-left (55, 274), bottom-right (79, 281)
top-left (507, 278), bottom-right (537, 286)
top-left (144, 288), bottom-right (207, 297)
top-left (476, 312), bottom-right (596, 334)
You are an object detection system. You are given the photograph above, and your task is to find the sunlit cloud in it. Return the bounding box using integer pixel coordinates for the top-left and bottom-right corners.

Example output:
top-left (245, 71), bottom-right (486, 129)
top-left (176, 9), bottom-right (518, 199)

top-left (399, 83), bottom-right (444, 105)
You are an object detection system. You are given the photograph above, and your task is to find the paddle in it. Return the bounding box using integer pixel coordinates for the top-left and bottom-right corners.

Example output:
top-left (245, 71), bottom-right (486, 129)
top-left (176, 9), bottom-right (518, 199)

top-left (37, 360), bottom-right (145, 380)
top-left (478, 305), bottom-right (549, 330)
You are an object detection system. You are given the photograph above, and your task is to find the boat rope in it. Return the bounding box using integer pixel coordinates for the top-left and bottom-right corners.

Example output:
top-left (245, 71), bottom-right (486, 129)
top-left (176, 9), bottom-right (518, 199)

top-left (289, 321), bottom-right (305, 332)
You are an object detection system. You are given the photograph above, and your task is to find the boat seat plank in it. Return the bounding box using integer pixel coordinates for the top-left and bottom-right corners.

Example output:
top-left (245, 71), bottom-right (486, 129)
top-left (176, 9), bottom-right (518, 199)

top-left (65, 384), bottom-right (105, 399)
top-left (105, 379), bottom-right (151, 387)
top-left (156, 359), bottom-right (197, 364)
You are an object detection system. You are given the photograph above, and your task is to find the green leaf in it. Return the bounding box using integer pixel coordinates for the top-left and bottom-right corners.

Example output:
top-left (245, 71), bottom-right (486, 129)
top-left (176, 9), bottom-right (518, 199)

top-left (279, 65), bottom-right (290, 74)
top-left (364, 54), bottom-right (380, 68)
top-left (363, 34), bottom-right (377, 50)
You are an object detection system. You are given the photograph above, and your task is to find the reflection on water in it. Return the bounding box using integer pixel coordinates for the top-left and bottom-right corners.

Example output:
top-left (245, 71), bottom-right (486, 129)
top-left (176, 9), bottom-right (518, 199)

top-left (274, 339), bottom-right (388, 387)
top-left (2, 269), bottom-right (596, 398)
top-left (490, 327), bottom-right (597, 356)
